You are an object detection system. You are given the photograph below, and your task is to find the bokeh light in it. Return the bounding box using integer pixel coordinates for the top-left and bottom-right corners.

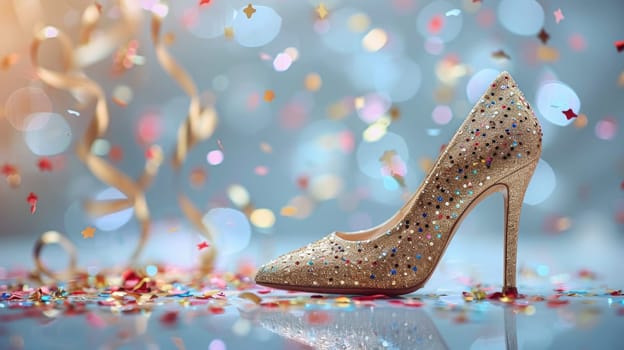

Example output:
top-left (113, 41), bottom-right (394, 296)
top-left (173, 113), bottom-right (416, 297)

top-left (227, 184), bottom-right (250, 208)
top-left (355, 93), bottom-right (391, 124)
top-left (595, 117), bottom-right (617, 140)
top-left (202, 208), bottom-right (251, 254)
top-left (273, 53), bottom-right (292, 72)
top-left (207, 150), bottom-right (224, 165)
top-left (4, 87), bottom-right (52, 131)
top-left (209, 339), bottom-right (227, 350)
top-left (249, 208), bottom-right (276, 229)
top-left (348, 54), bottom-right (421, 102)
top-left (292, 120), bottom-right (351, 179)
top-left (524, 159), bottom-right (556, 206)
top-left (24, 113), bottom-right (72, 156)
top-left (310, 174), bottom-right (343, 201)
top-left (536, 81), bottom-right (580, 127)
top-left (137, 112), bottom-right (162, 144)
top-left (498, 0), bottom-right (544, 36)
top-left (362, 28), bottom-right (388, 52)
top-left (233, 6), bottom-right (281, 47)
top-left (322, 8), bottom-right (368, 53)
top-left (304, 73), bottom-right (322, 92)
top-left (417, 1), bottom-right (463, 42)
top-left (466, 69), bottom-right (500, 104)
top-left (432, 105), bottom-right (453, 125)
top-left (93, 188), bottom-right (134, 231)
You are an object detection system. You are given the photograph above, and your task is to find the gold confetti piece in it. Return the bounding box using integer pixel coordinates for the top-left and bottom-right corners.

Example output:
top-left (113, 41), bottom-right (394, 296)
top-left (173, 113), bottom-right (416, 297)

top-left (224, 27), bottom-right (234, 40)
top-left (280, 206), bottom-right (297, 216)
top-left (491, 49), bottom-right (511, 60)
top-left (263, 89), bottom-right (275, 102)
top-left (335, 296), bottom-right (351, 303)
top-left (304, 73), bottom-right (322, 91)
top-left (260, 142), bottom-right (272, 153)
top-left (389, 106), bottom-right (400, 120)
top-left (238, 292), bottom-right (262, 304)
top-left (81, 226), bottom-right (96, 239)
top-left (0, 53), bottom-right (19, 70)
top-left (537, 46), bottom-right (559, 62)
top-left (618, 71), bottom-right (624, 87)
top-left (243, 4), bottom-right (256, 19)
top-left (574, 114), bottom-right (588, 128)
top-left (316, 3), bottom-right (329, 19)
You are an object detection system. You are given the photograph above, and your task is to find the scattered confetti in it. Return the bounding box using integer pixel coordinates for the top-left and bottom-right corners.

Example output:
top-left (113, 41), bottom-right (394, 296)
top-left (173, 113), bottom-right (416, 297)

top-left (615, 40), bottom-right (624, 53)
top-left (199, 0), bottom-right (211, 6)
top-left (243, 4), bottom-right (256, 19)
top-left (81, 226), bottom-right (96, 239)
top-left (197, 241), bottom-right (210, 250)
top-left (27, 192), bottom-right (38, 214)
top-left (537, 28), bottom-right (550, 44)
top-left (562, 108), bottom-right (578, 120)
top-left (554, 8), bottom-right (564, 24)
top-left (316, 3), bottom-right (329, 20)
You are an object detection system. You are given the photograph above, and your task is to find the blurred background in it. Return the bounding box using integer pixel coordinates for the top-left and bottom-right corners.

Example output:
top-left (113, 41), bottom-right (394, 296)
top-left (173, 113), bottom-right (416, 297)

top-left (0, 0), bottom-right (622, 290)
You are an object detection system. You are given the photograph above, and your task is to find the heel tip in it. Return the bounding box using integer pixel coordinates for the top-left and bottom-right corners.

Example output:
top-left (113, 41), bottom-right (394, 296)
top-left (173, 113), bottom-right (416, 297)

top-left (502, 286), bottom-right (519, 298)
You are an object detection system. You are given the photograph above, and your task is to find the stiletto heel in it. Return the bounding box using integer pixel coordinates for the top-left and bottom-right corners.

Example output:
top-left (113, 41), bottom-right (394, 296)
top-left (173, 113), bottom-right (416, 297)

top-left (500, 163), bottom-right (537, 296)
top-left (256, 71), bottom-right (543, 295)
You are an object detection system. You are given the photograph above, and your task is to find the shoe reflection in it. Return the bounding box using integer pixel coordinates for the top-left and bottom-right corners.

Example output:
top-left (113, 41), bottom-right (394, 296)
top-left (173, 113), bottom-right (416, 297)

top-left (243, 303), bottom-right (450, 350)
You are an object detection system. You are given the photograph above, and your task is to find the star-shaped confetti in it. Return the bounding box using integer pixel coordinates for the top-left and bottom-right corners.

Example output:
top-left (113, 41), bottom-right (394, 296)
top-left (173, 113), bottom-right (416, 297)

top-left (492, 49), bottom-right (511, 60)
top-left (562, 108), bottom-right (578, 120)
top-left (37, 157), bottom-right (53, 172)
top-left (197, 241), bottom-right (210, 250)
top-left (27, 192), bottom-right (38, 214)
top-left (224, 27), bottom-right (234, 40)
top-left (537, 28), bottom-right (550, 44)
top-left (243, 4), bottom-right (256, 19)
top-left (615, 40), bottom-right (624, 53)
top-left (316, 3), bottom-right (329, 19)
top-left (553, 8), bottom-right (564, 24)
top-left (81, 226), bottom-right (96, 239)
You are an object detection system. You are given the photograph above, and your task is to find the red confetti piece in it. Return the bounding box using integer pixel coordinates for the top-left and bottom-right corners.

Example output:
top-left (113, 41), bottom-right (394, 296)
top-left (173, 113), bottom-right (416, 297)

top-left (160, 311), bottom-right (179, 326)
top-left (304, 311), bottom-right (331, 325)
top-left (615, 40), bottom-right (624, 53)
top-left (37, 157), bottom-right (53, 172)
top-left (197, 241), bottom-right (210, 250)
top-left (351, 294), bottom-right (389, 301)
top-left (108, 145), bottom-right (124, 163)
top-left (297, 175), bottom-right (309, 190)
top-left (546, 298), bottom-right (569, 308)
top-left (562, 108), bottom-right (578, 120)
top-left (257, 289), bottom-right (272, 294)
top-left (428, 14), bottom-right (444, 34)
top-left (209, 306), bottom-right (225, 314)
top-left (27, 192), bottom-right (38, 214)
top-left (199, 0), bottom-right (211, 6)
top-left (1, 164), bottom-right (18, 176)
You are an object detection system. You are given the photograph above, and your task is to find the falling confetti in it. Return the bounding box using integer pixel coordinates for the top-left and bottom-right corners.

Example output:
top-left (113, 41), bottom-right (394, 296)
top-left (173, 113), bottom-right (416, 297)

top-left (445, 9), bottom-right (461, 17)
top-left (492, 49), bottom-right (511, 60)
top-left (37, 157), bottom-right (53, 172)
top-left (199, 0), bottom-right (211, 6)
top-left (537, 28), bottom-right (550, 44)
top-left (0, 53), bottom-right (19, 70)
top-left (243, 4), bottom-right (256, 19)
top-left (263, 90), bottom-right (275, 102)
top-left (316, 3), bottom-right (329, 19)
top-left (615, 40), bottom-right (624, 53)
top-left (1, 164), bottom-right (18, 176)
top-left (224, 27), bottom-right (234, 40)
top-left (562, 108), bottom-right (578, 120)
top-left (81, 226), bottom-right (96, 239)
top-left (27, 192), bottom-right (38, 214)
top-left (554, 8), bottom-right (564, 24)
top-left (197, 241), bottom-right (210, 250)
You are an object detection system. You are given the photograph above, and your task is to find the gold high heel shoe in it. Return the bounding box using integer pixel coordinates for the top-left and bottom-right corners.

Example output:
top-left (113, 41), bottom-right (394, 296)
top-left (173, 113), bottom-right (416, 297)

top-left (255, 71), bottom-right (542, 296)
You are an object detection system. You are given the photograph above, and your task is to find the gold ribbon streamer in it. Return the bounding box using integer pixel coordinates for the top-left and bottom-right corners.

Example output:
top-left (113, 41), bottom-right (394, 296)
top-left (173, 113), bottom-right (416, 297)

top-left (32, 231), bottom-right (78, 281)
top-left (150, 9), bottom-right (218, 273)
top-left (31, 25), bottom-right (161, 264)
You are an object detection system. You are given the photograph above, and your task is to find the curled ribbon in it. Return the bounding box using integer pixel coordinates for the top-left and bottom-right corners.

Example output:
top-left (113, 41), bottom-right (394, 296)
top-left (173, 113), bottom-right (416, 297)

top-left (31, 24), bottom-right (161, 265)
top-left (150, 9), bottom-right (219, 273)
top-left (32, 231), bottom-right (78, 282)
